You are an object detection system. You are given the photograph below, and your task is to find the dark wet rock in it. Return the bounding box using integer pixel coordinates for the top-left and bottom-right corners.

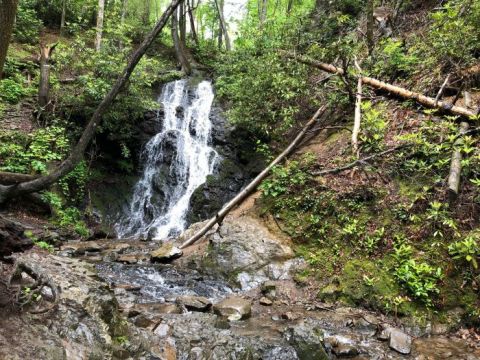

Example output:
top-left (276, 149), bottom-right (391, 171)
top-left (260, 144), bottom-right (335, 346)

top-left (389, 328), bottom-right (412, 354)
top-left (284, 321), bottom-right (329, 360)
top-left (213, 297), bottom-right (252, 321)
top-left (150, 243), bottom-right (183, 263)
top-left (0, 216), bottom-right (32, 257)
top-left (176, 295), bottom-right (212, 312)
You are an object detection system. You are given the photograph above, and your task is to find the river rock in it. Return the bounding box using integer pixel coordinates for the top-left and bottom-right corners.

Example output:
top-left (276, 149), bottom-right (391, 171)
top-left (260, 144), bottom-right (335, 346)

top-left (0, 251), bottom-right (163, 359)
top-left (60, 241), bottom-right (103, 255)
top-left (202, 217), bottom-right (294, 281)
top-left (389, 328), bottom-right (412, 354)
top-left (177, 295), bottom-right (212, 312)
top-left (260, 297), bottom-right (273, 306)
top-left (150, 243), bottom-right (183, 263)
top-left (284, 321), bottom-right (329, 360)
top-left (213, 297), bottom-right (252, 321)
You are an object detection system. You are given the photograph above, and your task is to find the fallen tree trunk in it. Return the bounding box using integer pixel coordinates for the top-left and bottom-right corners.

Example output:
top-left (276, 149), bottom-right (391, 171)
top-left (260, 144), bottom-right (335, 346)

top-left (0, 172), bottom-right (37, 185)
top-left (281, 51), bottom-right (476, 118)
top-left (180, 105), bottom-right (328, 248)
top-left (0, 0), bottom-right (183, 204)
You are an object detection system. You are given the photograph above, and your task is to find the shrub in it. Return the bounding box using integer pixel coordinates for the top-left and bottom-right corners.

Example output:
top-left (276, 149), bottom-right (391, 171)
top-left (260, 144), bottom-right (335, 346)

top-left (448, 235), bottom-right (480, 270)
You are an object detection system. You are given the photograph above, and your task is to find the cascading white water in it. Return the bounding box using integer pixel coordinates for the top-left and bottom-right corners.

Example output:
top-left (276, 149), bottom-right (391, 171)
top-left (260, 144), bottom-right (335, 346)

top-left (115, 79), bottom-right (218, 240)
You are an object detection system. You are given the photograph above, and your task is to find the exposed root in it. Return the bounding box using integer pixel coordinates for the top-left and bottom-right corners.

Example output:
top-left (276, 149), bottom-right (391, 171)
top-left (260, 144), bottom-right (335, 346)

top-left (8, 260), bottom-right (60, 314)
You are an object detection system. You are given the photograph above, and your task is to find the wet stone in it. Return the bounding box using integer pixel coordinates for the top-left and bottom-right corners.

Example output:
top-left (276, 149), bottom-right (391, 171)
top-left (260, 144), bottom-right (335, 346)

top-left (150, 243), bottom-right (183, 263)
top-left (389, 328), bottom-right (412, 355)
top-left (260, 297), bottom-right (273, 306)
top-left (332, 344), bottom-right (360, 357)
top-left (213, 297), bottom-right (252, 321)
top-left (176, 295), bottom-right (212, 312)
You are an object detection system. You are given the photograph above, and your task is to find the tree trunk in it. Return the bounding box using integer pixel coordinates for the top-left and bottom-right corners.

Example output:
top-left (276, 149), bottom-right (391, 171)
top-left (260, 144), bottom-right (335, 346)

top-left (366, 0), bottom-right (374, 55)
top-left (38, 44), bottom-right (57, 111)
top-left (281, 51), bottom-right (476, 118)
top-left (180, 105), bottom-right (328, 248)
top-left (447, 121), bottom-right (469, 200)
top-left (286, 0), bottom-right (293, 15)
top-left (187, 0), bottom-right (199, 46)
top-left (352, 66), bottom-right (362, 157)
top-left (0, 0), bottom-right (19, 78)
top-left (259, 0), bottom-right (267, 26)
top-left (179, 2), bottom-right (187, 44)
top-left (0, 0), bottom-right (184, 204)
top-left (95, 0), bottom-right (105, 51)
top-left (60, 0), bottom-right (67, 33)
top-left (171, 8), bottom-right (191, 74)
top-left (214, 0), bottom-right (231, 51)
top-left (119, 0), bottom-right (128, 49)
top-left (143, 0), bottom-right (151, 24)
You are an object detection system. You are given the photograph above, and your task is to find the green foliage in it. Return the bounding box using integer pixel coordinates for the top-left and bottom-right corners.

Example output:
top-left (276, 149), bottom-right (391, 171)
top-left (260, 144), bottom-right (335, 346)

top-left (41, 192), bottom-right (90, 237)
top-left (418, 0), bottom-right (480, 68)
top-left (373, 39), bottom-right (418, 78)
top-left (0, 78), bottom-right (27, 104)
top-left (14, 0), bottom-right (43, 44)
top-left (393, 244), bottom-right (443, 306)
top-left (359, 101), bottom-right (387, 153)
top-left (449, 235), bottom-right (480, 270)
top-left (260, 158), bottom-right (311, 198)
top-left (24, 230), bottom-right (54, 252)
top-left (0, 125), bottom-right (69, 174)
top-left (215, 50), bottom-right (312, 139)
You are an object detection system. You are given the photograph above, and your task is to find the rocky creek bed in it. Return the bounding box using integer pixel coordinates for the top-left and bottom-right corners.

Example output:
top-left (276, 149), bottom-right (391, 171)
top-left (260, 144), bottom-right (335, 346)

top-left (1, 216), bottom-right (479, 359)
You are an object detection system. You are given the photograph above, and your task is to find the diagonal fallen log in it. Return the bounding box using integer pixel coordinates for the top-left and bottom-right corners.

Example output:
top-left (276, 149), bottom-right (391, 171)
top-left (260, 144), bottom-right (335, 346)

top-left (0, 172), bottom-right (37, 185)
top-left (281, 51), bottom-right (476, 119)
top-left (180, 105), bottom-right (328, 249)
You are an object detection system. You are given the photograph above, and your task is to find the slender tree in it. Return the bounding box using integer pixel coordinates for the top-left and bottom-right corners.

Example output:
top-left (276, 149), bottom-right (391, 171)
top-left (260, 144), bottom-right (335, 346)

top-left (187, 0), bottom-right (199, 46)
top-left (60, 0), bottom-right (67, 33)
top-left (0, 0), bottom-right (19, 78)
top-left (171, 7), bottom-right (192, 74)
top-left (214, 0), bottom-right (231, 50)
top-left (366, 0), bottom-right (374, 54)
top-left (95, 0), bottom-right (105, 51)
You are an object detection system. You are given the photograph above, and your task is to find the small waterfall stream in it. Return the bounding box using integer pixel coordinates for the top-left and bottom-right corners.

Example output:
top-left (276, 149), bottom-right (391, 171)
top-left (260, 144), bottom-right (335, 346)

top-left (115, 79), bottom-right (218, 240)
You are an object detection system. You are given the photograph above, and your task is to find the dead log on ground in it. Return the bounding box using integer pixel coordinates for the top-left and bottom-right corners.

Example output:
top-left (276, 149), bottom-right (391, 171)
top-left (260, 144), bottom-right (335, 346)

top-left (281, 51), bottom-right (476, 119)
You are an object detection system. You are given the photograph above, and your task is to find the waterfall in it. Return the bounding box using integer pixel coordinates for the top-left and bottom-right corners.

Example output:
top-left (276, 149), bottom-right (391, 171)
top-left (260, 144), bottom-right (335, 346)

top-left (115, 79), bottom-right (218, 240)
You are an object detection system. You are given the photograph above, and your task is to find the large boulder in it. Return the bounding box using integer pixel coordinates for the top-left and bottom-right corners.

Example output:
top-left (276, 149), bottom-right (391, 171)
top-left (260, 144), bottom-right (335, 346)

top-left (202, 217), bottom-right (294, 280)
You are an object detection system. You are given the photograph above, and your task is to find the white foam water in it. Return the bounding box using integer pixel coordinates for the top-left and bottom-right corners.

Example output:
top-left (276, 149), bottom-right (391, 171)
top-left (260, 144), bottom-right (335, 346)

top-left (115, 79), bottom-right (218, 240)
